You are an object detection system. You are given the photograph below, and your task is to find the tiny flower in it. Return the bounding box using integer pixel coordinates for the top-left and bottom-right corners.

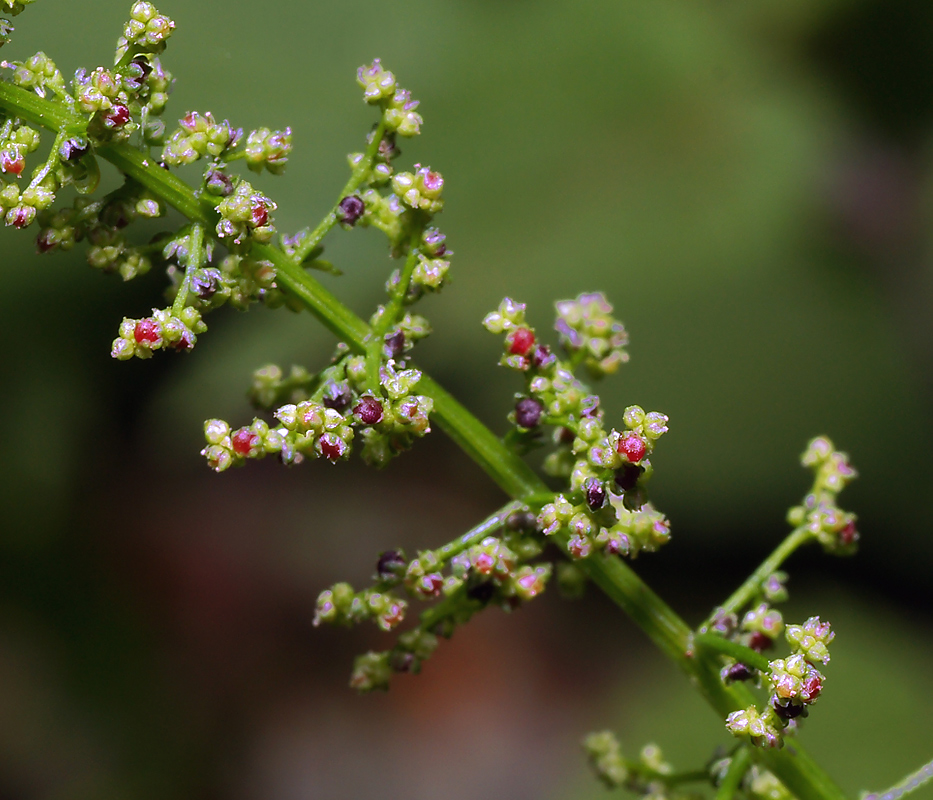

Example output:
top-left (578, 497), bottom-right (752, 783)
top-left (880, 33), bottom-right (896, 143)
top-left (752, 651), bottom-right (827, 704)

top-left (786, 617), bottom-right (834, 665)
top-left (617, 433), bottom-right (646, 464)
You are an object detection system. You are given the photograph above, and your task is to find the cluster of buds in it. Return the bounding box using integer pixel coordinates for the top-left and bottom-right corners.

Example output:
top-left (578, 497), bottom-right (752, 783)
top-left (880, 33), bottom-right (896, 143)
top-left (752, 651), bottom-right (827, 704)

top-left (161, 111), bottom-right (237, 165)
top-left (391, 165), bottom-right (444, 214)
top-left (787, 437), bottom-right (858, 555)
top-left (114, 1), bottom-right (175, 62)
top-left (349, 628), bottom-right (438, 692)
top-left (538, 490), bottom-right (670, 560)
top-left (555, 292), bottom-right (630, 377)
top-left (357, 59), bottom-right (423, 137)
top-left (248, 364), bottom-right (315, 410)
top-left (111, 306), bottom-right (205, 359)
top-left (742, 602), bottom-right (785, 652)
top-left (312, 582), bottom-right (407, 632)
top-left (583, 732), bottom-right (680, 798)
top-left (725, 617), bottom-right (834, 748)
top-left (244, 126), bottom-right (292, 174)
top-left (169, 253), bottom-right (281, 311)
top-left (215, 179), bottom-right (276, 245)
top-left (0, 121), bottom-right (39, 177)
top-left (4, 50), bottom-right (64, 98)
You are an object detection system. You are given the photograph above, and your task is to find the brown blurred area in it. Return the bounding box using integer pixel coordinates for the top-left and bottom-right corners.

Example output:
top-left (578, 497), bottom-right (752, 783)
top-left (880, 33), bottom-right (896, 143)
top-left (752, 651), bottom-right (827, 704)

top-left (2, 1), bottom-right (933, 798)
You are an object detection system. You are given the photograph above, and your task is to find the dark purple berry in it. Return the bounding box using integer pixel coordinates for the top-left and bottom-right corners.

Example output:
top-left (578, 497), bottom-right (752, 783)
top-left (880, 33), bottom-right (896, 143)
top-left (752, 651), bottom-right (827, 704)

top-left (466, 581), bottom-right (495, 604)
top-left (322, 381), bottom-right (352, 412)
top-left (383, 330), bottom-right (406, 359)
top-left (514, 397), bottom-right (544, 429)
top-left (60, 137), bottom-right (90, 162)
top-left (354, 395), bottom-right (384, 425)
top-left (584, 478), bottom-right (606, 511)
top-left (772, 699), bottom-right (807, 720)
top-left (748, 632), bottom-right (774, 652)
top-left (614, 463), bottom-right (643, 492)
top-left (724, 663), bottom-right (753, 682)
top-left (338, 195), bottom-right (365, 226)
top-left (376, 550), bottom-right (406, 581)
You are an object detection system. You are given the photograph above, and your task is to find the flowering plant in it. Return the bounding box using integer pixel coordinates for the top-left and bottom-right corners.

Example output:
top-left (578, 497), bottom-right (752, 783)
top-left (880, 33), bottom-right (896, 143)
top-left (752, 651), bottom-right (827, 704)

top-left (0, 3), bottom-right (929, 799)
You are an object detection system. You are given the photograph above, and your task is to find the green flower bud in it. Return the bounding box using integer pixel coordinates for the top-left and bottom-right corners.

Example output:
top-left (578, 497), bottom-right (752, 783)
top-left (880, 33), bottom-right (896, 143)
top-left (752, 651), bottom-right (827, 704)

top-left (349, 650), bottom-right (393, 692)
top-left (483, 297), bottom-right (527, 333)
top-left (537, 495), bottom-right (575, 536)
top-left (767, 654), bottom-right (824, 704)
top-left (725, 706), bottom-right (782, 749)
top-left (115, 2), bottom-right (175, 63)
top-left (244, 126), bottom-right (292, 174)
top-left (582, 731), bottom-right (628, 788)
top-left (742, 602), bottom-right (784, 640)
top-left (391, 166), bottom-right (444, 214)
top-left (555, 292), bottom-right (630, 377)
top-left (785, 617), bottom-right (833, 665)
top-left (357, 59), bottom-right (396, 104)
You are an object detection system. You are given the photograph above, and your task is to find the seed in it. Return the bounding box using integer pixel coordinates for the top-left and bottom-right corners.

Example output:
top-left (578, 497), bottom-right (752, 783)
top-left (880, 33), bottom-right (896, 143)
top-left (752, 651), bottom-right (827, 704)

top-left (354, 396), bottom-right (384, 425)
top-left (508, 327), bottom-right (535, 356)
top-left (584, 478), bottom-right (606, 511)
top-left (133, 318), bottom-right (161, 344)
top-left (514, 397), bottom-right (544, 428)
top-left (617, 433), bottom-right (646, 463)
top-left (338, 195), bottom-right (365, 226)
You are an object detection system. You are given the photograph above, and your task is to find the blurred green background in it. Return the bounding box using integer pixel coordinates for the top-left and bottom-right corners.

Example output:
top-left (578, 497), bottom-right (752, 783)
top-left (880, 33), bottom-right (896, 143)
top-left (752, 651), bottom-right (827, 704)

top-left (1, 0), bottom-right (932, 797)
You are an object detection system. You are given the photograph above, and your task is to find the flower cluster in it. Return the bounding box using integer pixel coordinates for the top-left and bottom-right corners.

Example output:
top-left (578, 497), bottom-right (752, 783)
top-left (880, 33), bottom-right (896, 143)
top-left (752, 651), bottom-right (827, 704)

top-left (357, 58), bottom-right (423, 137)
top-left (114, 1), bottom-right (174, 63)
top-left (583, 732), bottom-right (695, 800)
top-left (312, 507), bottom-right (551, 692)
top-left (110, 306), bottom-right (205, 359)
top-left (725, 617), bottom-right (835, 748)
top-left (787, 436), bottom-right (859, 555)
top-left (555, 292), bottom-right (630, 377)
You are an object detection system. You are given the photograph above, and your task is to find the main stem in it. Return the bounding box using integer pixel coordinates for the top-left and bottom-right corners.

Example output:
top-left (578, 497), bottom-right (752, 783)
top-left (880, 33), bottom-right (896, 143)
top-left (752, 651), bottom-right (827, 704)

top-left (0, 81), bottom-right (848, 800)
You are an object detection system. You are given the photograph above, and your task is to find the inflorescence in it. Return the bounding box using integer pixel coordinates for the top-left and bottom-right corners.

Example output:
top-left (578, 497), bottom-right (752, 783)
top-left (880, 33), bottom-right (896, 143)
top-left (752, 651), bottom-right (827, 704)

top-left (0, 6), bottom-right (885, 798)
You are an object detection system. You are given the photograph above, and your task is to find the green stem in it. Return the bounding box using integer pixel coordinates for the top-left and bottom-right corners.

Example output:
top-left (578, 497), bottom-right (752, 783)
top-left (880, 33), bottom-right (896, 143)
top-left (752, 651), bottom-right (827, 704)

top-left (171, 222), bottom-right (204, 317)
top-left (702, 526), bottom-right (813, 630)
top-left (432, 499), bottom-right (530, 563)
top-left (864, 757), bottom-right (933, 800)
top-left (694, 633), bottom-right (771, 673)
top-left (366, 224), bottom-right (424, 383)
top-left (715, 746), bottom-right (752, 800)
top-left (292, 117), bottom-right (387, 264)
top-left (0, 81), bottom-right (850, 800)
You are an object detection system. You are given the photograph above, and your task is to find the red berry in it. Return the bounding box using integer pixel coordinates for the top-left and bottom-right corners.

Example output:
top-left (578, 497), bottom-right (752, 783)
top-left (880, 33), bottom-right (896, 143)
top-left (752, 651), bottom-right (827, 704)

top-left (508, 327), bottom-right (535, 356)
top-left (133, 318), bottom-right (161, 345)
top-left (318, 433), bottom-right (347, 461)
top-left (354, 396), bottom-right (384, 425)
top-left (231, 428), bottom-right (259, 456)
top-left (105, 104), bottom-right (130, 129)
top-left (250, 200), bottom-right (269, 227)
top-left (839, 520), bottom-right (858, 546)
top-left (1, 151), bottom-right (24, 176)
top-left (617, 433), bottom-right (646, 463)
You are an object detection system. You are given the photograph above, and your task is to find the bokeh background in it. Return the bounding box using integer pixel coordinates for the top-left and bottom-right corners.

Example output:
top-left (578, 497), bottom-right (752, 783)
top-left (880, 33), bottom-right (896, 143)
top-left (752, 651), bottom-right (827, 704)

top-left (1, 0), bottom-right (933, 797)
